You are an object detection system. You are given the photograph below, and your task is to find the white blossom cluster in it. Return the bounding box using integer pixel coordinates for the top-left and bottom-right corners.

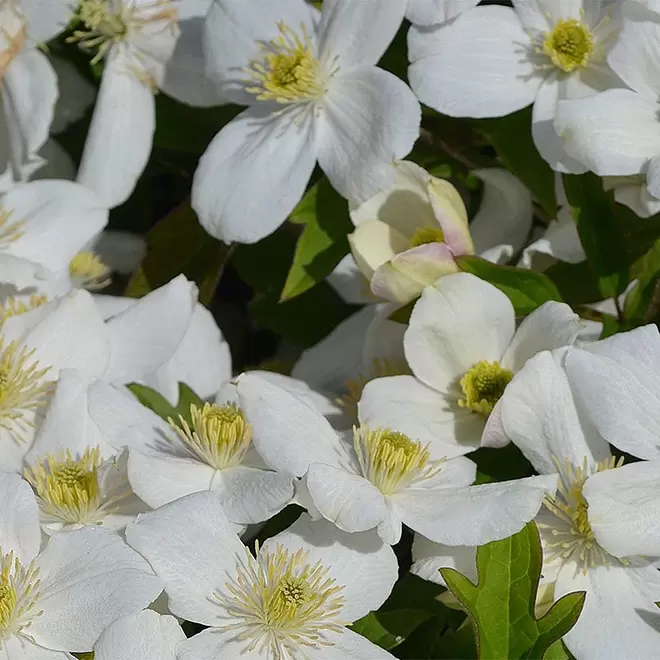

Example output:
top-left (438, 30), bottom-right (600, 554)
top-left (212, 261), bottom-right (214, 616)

top-left (0, 0), bottom-right (659, 659)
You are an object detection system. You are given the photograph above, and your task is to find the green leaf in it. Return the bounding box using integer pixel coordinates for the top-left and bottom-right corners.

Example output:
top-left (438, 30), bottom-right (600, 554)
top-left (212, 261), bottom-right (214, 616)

top-left (395, 614), bottom-right (476, 659)
top-left (543, 640), bottom-right (575, 660)
top-left (471, 443), bottom-right (534, 485)
top-left (281, 179), bottom-right (353, 300)
top-left (441, 523), bottom-right (585, 660)
top-left (125, 202), bottom-right (232, 305)
top-left (475, 107), bottom-right (557, 216)
top-left (624, 237), bottom-right (660, 324)
top-left (544, 261), bottom-right (602, 306)
top-left (127, 383), bottom-right (204, 425)
top-left (563, 173), bottom-right (629, 299)
top-left (456, 256), bottom-right (562, 315)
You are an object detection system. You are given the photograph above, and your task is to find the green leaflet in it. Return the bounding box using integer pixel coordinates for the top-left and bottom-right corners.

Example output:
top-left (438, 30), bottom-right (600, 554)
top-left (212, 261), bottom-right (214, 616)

top-left (128, 382), bottom-right (204, 425)
top-left (124, 202), bottom-right (231, 305)
top-left (441, 523), bottom-right (585, 659)
top-left (456, 256), bottom-right (562, 315)
top-left (281, 178), bottom-right (353, 301)
top-left (563, 173), bottom-right (629, 299)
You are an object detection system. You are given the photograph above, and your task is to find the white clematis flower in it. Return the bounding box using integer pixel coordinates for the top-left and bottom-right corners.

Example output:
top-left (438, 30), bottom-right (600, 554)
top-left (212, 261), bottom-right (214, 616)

top-left (192, 0), bottom-right (421, 244)
top-left (237, 372), bottom-right (556, 545)
top-left (409, 0), bottom-right (623, 171)
top-left (127, 493), bottom-right (399, 660)
top-left (498, 350), bottom-right (660, 660)
top-left (93, 610), bottom-right (185, 660)
top-left (0, 470), bottom-right (163, 656)
top-left (74, 0), bottom-right (221, 208)
top-left (347, 162), bottom-right (534, 303)
top-left (556, 2), bottom-right (660, 213)
top-left (23, 370), bottom-right (150, 534)
top-left (356, 272), bottom-right (582, 451)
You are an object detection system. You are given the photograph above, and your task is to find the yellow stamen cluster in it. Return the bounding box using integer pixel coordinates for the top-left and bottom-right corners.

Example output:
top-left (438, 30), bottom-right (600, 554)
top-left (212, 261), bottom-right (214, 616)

top-left (216, 544), bottom-right (345, 657)
top-left (0, 207), bottom-right (24, 248)
top-left (459, 360), bottom-right (513, 417)
top-left (68, 0), bottom-right (177, 65)
top-left (542, 19), bottom-right (594, 72)
top-left (0, 339), bottom-right (51, 442)
top-left (245, 22), bottom-right (329, 104)
top-left (541, 456), bottom-right (624, 572)
top-left (338, 358), bottom-right (406, 417)
top-left (69, 251), bottom-right (111, 291)
top-left (24, 448), bottom-right (103, 524)
top-left (354, 426), bottom-right (443, 495)
top-left (0, 549), bottom-right (41, 642)
top-left (170, 403), bottom-right (252, 470)
top-left (409, 225), bottom-right (445, 248)
top-left (0, 295), bottom-right (48, 326)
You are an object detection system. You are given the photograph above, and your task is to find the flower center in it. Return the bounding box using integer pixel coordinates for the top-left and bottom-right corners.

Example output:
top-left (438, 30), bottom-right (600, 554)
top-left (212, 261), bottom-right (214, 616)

top-left (541, 456), bottom-right (624, 572)
top-left (24, 448), bottom-right (103, 524)
top-left (543, 19), bottom-right (594, 72)
top-left (409, 225), bottom-right (445, 248)
top-left (0, 550), bottom-right (41, 643)
top-left (0, 207), bottom-right (24, 248)
top-left (216, 544), bottom-right (345, 657)
top-left (0, 295), bottom-right (48, 326)
top-left (245, 21), bottom-right (330, 104)
top-left (354, 426), bottom-right (443, 495)
top-left (170, 403), bottom-right (252, 471)
top-left (68, 0), bottom-right (177, 65)
top-left (69, 251), bottom-right (111, 291)
top-left (459, 360), bottom-right (513, 417)
top-left (0, 339), bottom-right (51, 442)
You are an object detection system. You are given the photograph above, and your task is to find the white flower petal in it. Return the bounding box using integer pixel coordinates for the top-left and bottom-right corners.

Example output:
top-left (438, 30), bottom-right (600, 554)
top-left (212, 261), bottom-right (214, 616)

top-left (32, 526), bottom-right (163, 651)
top-left (532, 74), bottom-right (588, 173)
top-left (319, 0), bottom-right (404, 68)
top-left (556, 562), bottom-right (660, 660)
top-left (2, 49), bottom-right (57, 179)
top-left (470, 168), bottom-right (533, 257)
top-left (404, 272), bottom-right (515, 393)
top-left (265, 514), bottom-right (398, 623)
top-left (411, 535), bottom-right (477, 586)
top-left (564, 340), bottom-right (660, 459)
top-left (394, 474), bottom-right (557, 545)
top-left (94, 611), bottom-right (184, 660)
top-left (501, 351), bottom-right (611, 474)
top-left (319, 628), bottom-right (396, 660)
top-left (139, 303), bottom-right (231, 405)
top-left (608, 2), bottom-right (660, 98)
top-left (192, 105), bottom-right (316, 244)
top-left (103, 275), bottom-right (197, 384)
top-left (583, 461), bottom-right (660, 558)
top-left (126, 491), bottom-right (244, 626)
top-left (358, 375), bottom-right (483, 458)
top-left (501, 301), bottom-right (581, 372)
top-left (0, 470), bottom-right (40, 563)
top-left (77, 51), bottom-right (155, 209)
top-left (0, 637), bottom-right (71, 659)
top-left (317, 67), bottom-right (420, 205)
top-left (212, 466), bottom-right (294, 525)
top-left (408, 6), bottom-right (541, 117)
top-left (305, 463), bottom-right (389, 535)
top-left (237, 373), bottom-right (345, 477)
top-left (20, 0), bottom-right (75, 42)
top-left (326, 254), bottom-right (374, 305)
top-left (556, 90), bottom-right (660, 176)
top-left (176, 628), bottom-right (260, 660)
top-left (405, 0), bottom-right (480, 26)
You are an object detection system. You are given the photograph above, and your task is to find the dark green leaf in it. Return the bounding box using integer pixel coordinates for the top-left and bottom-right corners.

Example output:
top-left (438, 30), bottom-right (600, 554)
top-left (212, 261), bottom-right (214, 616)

top-left (127, 382), bottom-right (204, 425)
top-left (476, 108), bottom-right (557, 216)
top-left (563, 173), bottom-right (629, 298)
top-left (281, 179), bottom-right (353, 300)
top-left (441, 523), bottom-right (585, 660)
top-left (471, 443), bottom-right (534, 485)
top-left (544, 261), bottom-right (602, 306)
top-left (125, 202), bottom-right (231, 305)
top-left (456, 256), bottom-right (562, 315)
top-left (395, 614), bottom-right (476, 659)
